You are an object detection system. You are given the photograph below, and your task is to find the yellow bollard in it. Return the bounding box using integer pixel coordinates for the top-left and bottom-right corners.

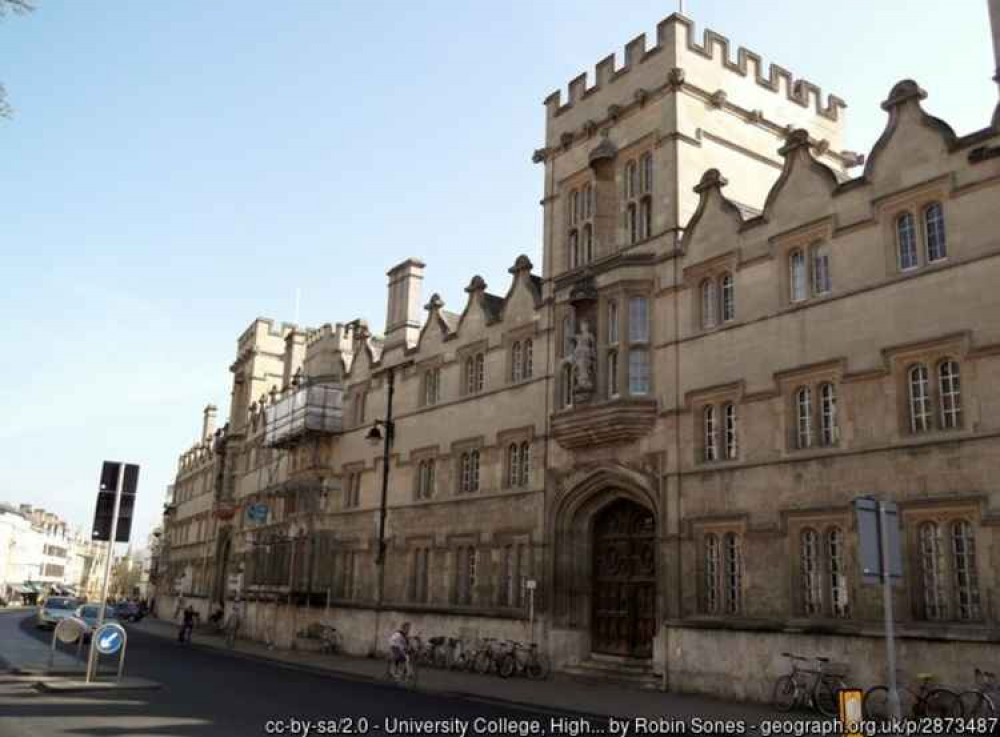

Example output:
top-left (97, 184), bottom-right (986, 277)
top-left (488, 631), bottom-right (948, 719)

top-left (838, 689), bottom-right (864, 737)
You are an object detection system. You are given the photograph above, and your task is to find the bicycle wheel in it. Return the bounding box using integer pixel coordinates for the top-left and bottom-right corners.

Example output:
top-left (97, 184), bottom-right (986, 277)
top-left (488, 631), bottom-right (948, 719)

top-left (924, 688), bottom-right (962, 718)
top-left (473, 651), bottom-right (492, 675)
top-left (497, 654), bottom-right (516, 679)
top-left (958, 691), bottom-right (996, 718)
top-left (863, 687), bottom-right (892, 722)
top-left (772, 675), bottom-right (799, 712)
top-left (526, 654), bottom-right (550, 681)
top-left (814, 677), bottom-right (844, 717)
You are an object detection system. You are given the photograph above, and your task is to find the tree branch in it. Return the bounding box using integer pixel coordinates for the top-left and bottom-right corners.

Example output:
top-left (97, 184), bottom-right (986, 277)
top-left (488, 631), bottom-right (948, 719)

top-left (0, 0), bottom-right (34, 17)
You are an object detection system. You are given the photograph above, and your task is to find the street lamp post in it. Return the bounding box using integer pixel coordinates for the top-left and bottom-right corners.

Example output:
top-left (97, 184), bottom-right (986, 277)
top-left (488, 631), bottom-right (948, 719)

top-left (366, 366), bottom-right (396, 655)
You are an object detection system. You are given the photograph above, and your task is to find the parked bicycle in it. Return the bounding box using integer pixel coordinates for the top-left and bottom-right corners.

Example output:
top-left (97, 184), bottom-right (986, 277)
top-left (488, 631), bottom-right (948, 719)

top-left (772, 652), bottom-right (847, 717)
top-left (473, 638), bottom-right (508, 675)
top-left (317, 623), bottom-right (342, 655)
top-left (863, 673), bottom-right (962, 721)
top-left (498, 641), bottom-right (549, 680)
top-left (958, 668), bottom-right (999, 718)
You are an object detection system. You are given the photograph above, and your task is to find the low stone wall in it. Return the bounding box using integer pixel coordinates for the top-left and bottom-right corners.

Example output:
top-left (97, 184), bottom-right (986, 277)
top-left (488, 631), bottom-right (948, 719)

top-left (189, 599), bottom-right (536, 658)
top-left (154, 594), bottom-right (212, 624)
top-left (662, 622), bottom-right (1000, 703)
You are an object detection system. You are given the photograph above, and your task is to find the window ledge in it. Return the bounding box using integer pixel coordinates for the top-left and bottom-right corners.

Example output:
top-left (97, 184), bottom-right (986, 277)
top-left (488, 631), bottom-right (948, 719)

top-left (665, 617), bottom-right (1000, 642)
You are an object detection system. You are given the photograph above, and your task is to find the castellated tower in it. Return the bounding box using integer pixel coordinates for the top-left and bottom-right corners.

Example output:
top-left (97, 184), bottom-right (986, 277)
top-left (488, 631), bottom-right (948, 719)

top-left (536, 13), bottom-right (855, 280)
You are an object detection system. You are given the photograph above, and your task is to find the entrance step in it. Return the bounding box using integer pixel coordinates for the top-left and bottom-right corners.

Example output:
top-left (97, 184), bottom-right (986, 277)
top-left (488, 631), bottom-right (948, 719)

top-left (562, 656), bottom-right (662, 690)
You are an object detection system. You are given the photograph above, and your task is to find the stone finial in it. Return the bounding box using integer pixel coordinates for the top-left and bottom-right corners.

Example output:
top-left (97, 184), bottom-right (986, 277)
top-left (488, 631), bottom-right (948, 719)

top-left (465, 275), bottom-right (487, 294)
top-left (424, 293), bottom-right (445, 312)
top-left (814, 139), bottom-right (830, 156)
top-left (693, 168), bottom-right (729, 194)
top-left (509, 255), bottom-right (534, 274)
top-left (748, 109), bottom-right (764, 124)
top-left (881, 79), bottom-right (927, 111)
top-left (583, 119), bottom-right (598, 137)
top-left (532, 148), bottom-right (547, 164)
top-left (779, 128), bottom-right (811, 156)
top-left (292, 367), bottom-right (303, 387)
top-left (560, 132), bottom-right (574, 150)
top-left (269, 385), bottom-right (278, 403)
top-left (606, 104), bottom-right (621, 121)
top-left (633, 88), bottom-right (649, 107)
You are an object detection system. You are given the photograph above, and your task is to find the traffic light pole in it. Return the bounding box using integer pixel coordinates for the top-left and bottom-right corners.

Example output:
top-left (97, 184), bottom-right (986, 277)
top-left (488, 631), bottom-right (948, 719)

top-left (86, 463), bottom-right (124, 683)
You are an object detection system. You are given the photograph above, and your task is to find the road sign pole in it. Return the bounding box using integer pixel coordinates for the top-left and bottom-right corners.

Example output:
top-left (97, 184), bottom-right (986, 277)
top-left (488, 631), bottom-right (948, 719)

top-left (880, 501), bottom-right (901, 721)
top-left (86, 463), bottom-right (124, 683)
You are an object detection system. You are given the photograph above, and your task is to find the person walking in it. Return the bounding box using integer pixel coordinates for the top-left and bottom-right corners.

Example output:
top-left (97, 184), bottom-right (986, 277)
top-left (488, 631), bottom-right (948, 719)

top-left (178, 604), bottom-right (198, 643)
top-left (225, 598), bottom-right (243, 648)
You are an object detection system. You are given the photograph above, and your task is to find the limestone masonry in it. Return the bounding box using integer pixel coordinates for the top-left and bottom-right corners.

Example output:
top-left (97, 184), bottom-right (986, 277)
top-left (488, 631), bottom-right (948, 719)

top-left (156, 5), bottom-right (1000, 701)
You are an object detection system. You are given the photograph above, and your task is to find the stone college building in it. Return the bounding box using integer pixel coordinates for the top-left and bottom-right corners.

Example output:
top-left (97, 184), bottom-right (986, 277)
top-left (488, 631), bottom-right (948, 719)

top-left (157, 3), bottom-right (1000, 701)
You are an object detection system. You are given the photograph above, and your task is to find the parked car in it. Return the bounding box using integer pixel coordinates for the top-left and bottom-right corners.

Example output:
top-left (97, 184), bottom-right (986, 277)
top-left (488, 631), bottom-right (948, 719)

top-left (36, 596), bottom-right (79, 629)
top-left (114, 601), bottom-right (142, 622)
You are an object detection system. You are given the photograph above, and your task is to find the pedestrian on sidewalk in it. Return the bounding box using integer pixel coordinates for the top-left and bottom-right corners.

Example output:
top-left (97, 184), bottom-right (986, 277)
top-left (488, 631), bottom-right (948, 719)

top-left (178, 604), bottom-right (198, 643)
top-left (225, 598), bottom-right (243, 648)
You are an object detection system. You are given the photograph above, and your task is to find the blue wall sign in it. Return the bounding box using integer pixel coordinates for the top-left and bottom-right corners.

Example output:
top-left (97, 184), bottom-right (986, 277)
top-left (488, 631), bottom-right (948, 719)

top-left (247, 504), bottom-right (269, 523)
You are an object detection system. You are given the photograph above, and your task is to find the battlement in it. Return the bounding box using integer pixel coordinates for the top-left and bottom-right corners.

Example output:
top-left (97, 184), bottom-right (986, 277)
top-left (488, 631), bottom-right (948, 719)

top-left (543, 13), bottom-right (847, 147)
top-left (237, 317), bottom-right (300, 352)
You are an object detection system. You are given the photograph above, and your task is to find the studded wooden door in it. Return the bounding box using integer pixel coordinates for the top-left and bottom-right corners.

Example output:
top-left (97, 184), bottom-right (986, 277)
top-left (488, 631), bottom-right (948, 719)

top-left (591, 499), bottom-right (656, 657)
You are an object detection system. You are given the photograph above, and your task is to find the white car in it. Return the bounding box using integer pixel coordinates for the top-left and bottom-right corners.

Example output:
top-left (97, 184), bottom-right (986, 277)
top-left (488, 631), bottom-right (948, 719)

top-left (36, 596), bottom-right (80, 629)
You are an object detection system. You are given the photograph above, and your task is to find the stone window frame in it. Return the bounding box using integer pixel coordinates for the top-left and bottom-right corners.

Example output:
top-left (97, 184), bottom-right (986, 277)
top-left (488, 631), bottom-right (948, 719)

top-left (406, 536), bottom-right (434, 604)
top-left (504, 325), bottom-right (536, 385)
top-left (876, 181), bottom-right (951, 277)
top-left (349, 381), bottom-right (370, 428)
top-left (888, 337), bottom-right (967, 438)
top-left (772, 221), bottom-right (835, 309)
top-left (694, 520), bottom-right (746, 616)
top-left (493, 533), bottom-right (532, 609)
top-left (411, 446), bottom-right (438, 501)
top-left (342, 463), bottom-right (364, 509)
top-left (690, 385), bottom-right (742, 465)
top-left (625, 290), bottom-right (652, 397)
top-left (558, 307), bottom-right (576, 408)
top-left (565, 174), bottom-right (597, 271)
top-left (451, 538), bottom-right (479, 606)
top-left (622, 148), bottom-right (654, 246)
top-left (787, 513), bottom-right (853, 619)
top-left (903, 504), bottom-right (982, 623)
top-left (683, 253), bottom-right (738, 334)
top-left (499, 427), bottom-right (534, 490)
top-left (457, 340), bottom-right (488, 397)
top-left (418, 357), bottom-right (443, 408)
top-left (452, 437), bottom-right (484, 495)
top-left (778, 363), bottom-right (843, 453)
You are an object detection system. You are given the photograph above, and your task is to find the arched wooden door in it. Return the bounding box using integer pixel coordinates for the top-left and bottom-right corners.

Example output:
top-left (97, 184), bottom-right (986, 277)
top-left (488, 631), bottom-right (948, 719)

top-left (591, 498), bottom-right (656, 658)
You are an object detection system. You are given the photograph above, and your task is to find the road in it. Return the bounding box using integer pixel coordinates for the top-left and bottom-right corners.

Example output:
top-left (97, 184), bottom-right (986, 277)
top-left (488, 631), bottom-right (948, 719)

top-left (0, 610), bottom-right (588, 737)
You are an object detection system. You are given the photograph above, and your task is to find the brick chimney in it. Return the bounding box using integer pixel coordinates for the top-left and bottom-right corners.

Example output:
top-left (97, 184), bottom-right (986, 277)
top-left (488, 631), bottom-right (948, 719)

top-left (384, 258), bottom-right (425, 349)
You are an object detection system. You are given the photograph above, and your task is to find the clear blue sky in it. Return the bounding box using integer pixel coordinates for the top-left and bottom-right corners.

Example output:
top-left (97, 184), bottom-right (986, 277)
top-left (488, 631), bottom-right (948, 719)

top-left (0, 1), bottom-right (994, 549)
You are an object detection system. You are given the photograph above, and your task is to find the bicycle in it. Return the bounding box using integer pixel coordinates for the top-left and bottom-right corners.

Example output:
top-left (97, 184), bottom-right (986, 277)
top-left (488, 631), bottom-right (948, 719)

top-left (473, 638), bottom-right (507, 675)
top-left (863, 673), bottom-right (962, 721)
top-left (958, 668), bottom-right (999, 718)
top-left (318, 624), bottom-right (342, 655)
top-left (772, 652), bottom-right (847, 717)
top-left (385, 647), bottom-right (417, 688)
top-left (497, 641), bottom-right (550, 680)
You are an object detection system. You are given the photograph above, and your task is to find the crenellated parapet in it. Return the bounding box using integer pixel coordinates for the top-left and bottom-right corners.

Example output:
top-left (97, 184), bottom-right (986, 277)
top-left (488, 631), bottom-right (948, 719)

top-left (541, 13), bottom-right (847, 154)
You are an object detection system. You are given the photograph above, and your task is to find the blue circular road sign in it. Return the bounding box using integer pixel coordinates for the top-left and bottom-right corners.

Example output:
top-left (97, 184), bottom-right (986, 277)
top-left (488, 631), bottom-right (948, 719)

top-left (95, 623), bottom-right (125, 655)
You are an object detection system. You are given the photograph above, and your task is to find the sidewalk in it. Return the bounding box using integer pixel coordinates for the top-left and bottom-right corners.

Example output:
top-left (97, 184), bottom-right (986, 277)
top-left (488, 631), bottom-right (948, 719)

top-left (134, 617), bottom-right (791, 722)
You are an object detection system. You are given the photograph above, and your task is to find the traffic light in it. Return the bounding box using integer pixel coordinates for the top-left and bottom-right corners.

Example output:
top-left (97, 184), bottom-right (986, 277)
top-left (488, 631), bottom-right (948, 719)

top-left (92, 461), bottom-right (140, 542)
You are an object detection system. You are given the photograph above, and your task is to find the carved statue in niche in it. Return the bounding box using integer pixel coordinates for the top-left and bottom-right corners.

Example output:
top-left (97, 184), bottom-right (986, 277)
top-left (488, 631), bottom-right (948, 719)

top-left (564, 319), bottom-right (596, 395)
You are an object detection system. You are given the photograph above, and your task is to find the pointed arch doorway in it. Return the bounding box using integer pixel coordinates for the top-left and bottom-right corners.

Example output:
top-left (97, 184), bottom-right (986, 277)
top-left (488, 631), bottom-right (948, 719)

top-left (591, 498), bottom-right (656, 658)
